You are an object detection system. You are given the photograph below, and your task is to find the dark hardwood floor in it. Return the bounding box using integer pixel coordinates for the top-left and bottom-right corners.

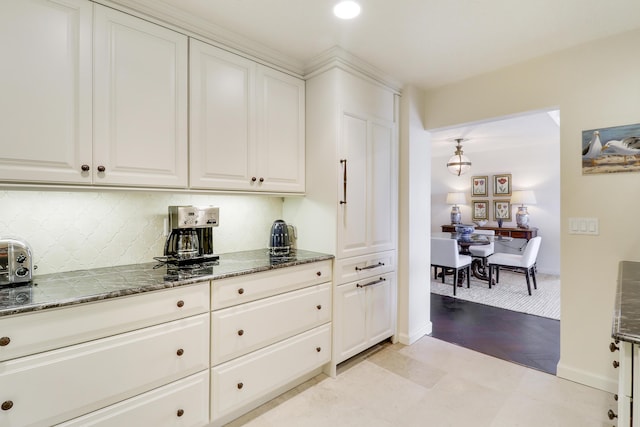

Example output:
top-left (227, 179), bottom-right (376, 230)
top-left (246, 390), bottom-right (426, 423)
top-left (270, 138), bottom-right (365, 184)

top-left (430, 293), bottom-right (560, 375)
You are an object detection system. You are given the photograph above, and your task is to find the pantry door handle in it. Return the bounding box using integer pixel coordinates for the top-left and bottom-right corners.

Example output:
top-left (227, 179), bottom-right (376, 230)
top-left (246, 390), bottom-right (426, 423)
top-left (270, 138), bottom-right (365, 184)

top-left (355, 262), bottom-right (385, 271)
top-left (339, 159), bottom-right (347, 205)
top-left (356, 277), bottom-right (386, 288)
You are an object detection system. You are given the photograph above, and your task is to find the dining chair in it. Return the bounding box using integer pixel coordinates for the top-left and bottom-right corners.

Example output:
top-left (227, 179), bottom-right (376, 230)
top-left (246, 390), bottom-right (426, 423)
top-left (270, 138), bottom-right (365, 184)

top-left (468, 229), bottom-right (495, 262)
top-left (431, 237), bottom-right (472, 296)
top-left (487, 236), bottom-right (542, 295)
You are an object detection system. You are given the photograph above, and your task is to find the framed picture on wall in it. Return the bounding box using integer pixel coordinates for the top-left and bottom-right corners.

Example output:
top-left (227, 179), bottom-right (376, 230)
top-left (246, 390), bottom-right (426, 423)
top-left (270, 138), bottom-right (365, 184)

top-left (472, 200), bottom-right (489, 220)
top-left (493, 173), bottom-right (512, 196)
top-left (471, 176), bottom-right (488, 197)
top-left (493, 200), bottom-right (512, 221)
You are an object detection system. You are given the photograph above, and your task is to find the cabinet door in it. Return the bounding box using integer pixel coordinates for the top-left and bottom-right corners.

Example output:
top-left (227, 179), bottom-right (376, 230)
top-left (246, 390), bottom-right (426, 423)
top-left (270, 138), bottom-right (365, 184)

top-left (369, 120), bottom-right (397, 253)
top-left (338, 113), bottom-right (369, 258)
top-left (333, 281), bottom-right (367, 364)
top-left (333, 272), bottom-right (396, 365)
top-left (93, 5), bottom-right (188, 187)
top-left (338, 113), bottom-right (397, 258)
top-left (255, 65), bottom-right (305, 193)
top-left (366, 272), bottom-right (396, 346)
top-left (0, 0), bottom-right (92, 184)
top-left (189, 39), bottom-right (255, 190)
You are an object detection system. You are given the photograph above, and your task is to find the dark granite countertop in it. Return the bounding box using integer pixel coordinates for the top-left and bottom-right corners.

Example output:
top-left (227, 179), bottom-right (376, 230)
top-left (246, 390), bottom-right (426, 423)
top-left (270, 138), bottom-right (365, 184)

top-left (612, 261), bottom-right (640, 343)
top-left (0, 249), bottom-right (333, 318)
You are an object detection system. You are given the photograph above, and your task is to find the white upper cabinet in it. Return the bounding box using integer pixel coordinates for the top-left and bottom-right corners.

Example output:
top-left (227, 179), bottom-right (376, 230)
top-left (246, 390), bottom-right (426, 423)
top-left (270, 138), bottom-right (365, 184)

top-left (93, 5), bottom-right (188, 187)
top-left (255, 65), bottom-right (305, 193)
top-left (190, 39), bottom-right (305, 193)
top-left (0, 0), bottom-right (93, 184)
top-left (189, 40), bottom-right (255, 190)
top-left (0, 1), bottom-right (188, 188)
top-left (0, 1), bottom-right (301, 192)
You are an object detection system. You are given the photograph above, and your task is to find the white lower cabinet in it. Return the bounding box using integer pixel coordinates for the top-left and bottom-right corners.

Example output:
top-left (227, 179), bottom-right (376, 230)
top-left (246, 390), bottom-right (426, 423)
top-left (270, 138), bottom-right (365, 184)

top-left (0, 282), bottom-right (210, 362)
top-left (212, 323), bottom-right (331, 424)
top-left (0, 262), bottom-right (334, 427)
top-left (613, 340), bottom-right (640, 427)
top-left (210, 260), bottom-right (333, 426)
top-left (57, 371), bottom-right (209, 427)
top-left (0, 313), bottom-right (209, 427)
top-left (212, 283), bottom-right (331, 365)
top-left (333, 271), bottom-right (396, 365)
top-left (0, 284), bottom-right (210, 427)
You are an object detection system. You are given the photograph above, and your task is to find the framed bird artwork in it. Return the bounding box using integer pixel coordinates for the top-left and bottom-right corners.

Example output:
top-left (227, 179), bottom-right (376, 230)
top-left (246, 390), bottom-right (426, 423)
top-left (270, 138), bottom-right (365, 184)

top-left (582, 122), bottom-right (640, 174)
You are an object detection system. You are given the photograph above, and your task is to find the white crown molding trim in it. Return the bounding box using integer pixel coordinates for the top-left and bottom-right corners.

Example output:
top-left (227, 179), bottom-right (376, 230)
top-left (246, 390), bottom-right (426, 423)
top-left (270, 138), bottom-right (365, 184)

top-left (94, 1), bottom-right (404, 91)
top-left (305, 46), bottom-right (403, 93)
top-left (98, 0), bottom-right (306, 77)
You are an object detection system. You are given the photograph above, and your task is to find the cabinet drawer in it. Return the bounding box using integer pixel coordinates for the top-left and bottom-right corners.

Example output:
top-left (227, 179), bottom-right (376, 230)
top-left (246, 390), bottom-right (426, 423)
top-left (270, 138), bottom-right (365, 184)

top-left (0, 282), bottom-right (210, 362)
top-left (0, 314), bottom-right (209, 427)
top-left (212, 283), bottom-right (331, 364)
top-left (211, 323), bottom-right (331, 421)
top-left (212, 260), bottom-right (332, 309)
top-left (334, 251), bottom-right (395, 285)
top-left (57, 371), bottom-right (209, 427)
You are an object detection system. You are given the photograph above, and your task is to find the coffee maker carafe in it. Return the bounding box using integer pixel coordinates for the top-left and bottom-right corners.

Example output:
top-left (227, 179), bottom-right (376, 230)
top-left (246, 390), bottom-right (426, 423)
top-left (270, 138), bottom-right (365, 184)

top-left (164, 206), bottom-right (219, 265)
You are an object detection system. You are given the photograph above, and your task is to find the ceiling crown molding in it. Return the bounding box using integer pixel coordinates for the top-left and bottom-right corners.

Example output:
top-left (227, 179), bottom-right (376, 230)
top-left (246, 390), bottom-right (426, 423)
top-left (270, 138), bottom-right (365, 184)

top-left (96, 0), bottom-right (403, 91)
top-left (100, 0), bottom-right (306, 77)
top-left (304, 46), bottom-right (403, 93)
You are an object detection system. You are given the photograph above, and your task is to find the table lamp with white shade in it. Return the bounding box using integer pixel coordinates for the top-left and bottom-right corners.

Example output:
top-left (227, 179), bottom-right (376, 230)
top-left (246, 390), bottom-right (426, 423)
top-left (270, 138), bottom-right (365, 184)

top-left (446, 192), bottom-right (466, 225)
top-left (511, 190), bottom-right (536, 229)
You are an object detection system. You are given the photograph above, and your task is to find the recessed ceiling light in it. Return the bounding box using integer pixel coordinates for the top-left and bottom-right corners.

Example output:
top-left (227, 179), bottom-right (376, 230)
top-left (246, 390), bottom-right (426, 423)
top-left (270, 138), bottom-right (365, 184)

top-left (333, 1), bottom-right (361, 20)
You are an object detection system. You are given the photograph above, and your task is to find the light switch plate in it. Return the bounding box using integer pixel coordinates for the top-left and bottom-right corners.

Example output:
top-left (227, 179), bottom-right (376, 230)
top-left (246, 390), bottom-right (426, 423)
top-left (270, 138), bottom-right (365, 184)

top-left (568, 217), bottom-right (599, 235)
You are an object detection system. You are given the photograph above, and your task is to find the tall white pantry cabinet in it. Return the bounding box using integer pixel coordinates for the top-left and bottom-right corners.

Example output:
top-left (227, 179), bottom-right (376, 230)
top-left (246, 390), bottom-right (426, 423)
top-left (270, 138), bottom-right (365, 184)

top-left (285, 64), bottom-right (399, 375)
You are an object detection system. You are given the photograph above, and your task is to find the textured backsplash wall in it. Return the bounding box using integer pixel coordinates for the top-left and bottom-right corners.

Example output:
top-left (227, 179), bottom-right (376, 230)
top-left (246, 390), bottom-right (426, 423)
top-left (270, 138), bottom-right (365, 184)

top-left (0, 190), bottom-right (284, 275)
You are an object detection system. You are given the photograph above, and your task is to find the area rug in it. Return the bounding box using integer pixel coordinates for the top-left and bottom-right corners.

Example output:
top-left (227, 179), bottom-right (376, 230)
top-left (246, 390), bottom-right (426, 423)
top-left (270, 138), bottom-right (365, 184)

top-left (430, 269), bottom-right (561, 320)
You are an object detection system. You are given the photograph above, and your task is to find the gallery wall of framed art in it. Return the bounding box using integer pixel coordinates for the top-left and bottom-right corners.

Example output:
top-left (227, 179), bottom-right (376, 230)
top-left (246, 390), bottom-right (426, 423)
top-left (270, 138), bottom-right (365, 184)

top-left (470, 173), bottom-right (513, 222)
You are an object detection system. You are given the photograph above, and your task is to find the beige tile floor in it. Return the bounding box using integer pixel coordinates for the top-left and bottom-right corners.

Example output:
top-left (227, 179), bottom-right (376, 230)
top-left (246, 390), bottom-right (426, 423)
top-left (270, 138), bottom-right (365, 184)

top-left (227, 336), bottom-right (615, 427)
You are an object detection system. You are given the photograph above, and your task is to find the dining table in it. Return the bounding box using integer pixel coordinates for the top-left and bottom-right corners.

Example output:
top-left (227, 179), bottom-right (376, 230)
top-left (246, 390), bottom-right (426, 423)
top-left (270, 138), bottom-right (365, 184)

top-left (432, 231), bottom-right (513, 282)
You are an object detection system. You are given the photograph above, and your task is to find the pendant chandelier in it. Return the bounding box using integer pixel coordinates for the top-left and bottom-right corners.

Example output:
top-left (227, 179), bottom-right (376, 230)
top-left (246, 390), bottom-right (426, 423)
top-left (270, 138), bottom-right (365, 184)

top-left (447, 138), bottom-right (472, 176)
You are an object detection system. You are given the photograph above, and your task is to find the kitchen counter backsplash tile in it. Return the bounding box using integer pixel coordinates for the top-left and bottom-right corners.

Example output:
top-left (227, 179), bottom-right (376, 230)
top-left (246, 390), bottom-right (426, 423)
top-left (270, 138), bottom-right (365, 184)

top-left (0, 190), bottom-right (283, 275)
top-left (612, 260), bottom-right (640, 344)
top-left (0, 249), bottom-right (333, 317)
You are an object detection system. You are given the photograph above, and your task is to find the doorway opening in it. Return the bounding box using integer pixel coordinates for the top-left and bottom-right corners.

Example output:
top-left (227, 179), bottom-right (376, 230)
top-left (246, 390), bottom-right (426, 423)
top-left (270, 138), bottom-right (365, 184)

top-left (428, 108), bottom-right (561, 373)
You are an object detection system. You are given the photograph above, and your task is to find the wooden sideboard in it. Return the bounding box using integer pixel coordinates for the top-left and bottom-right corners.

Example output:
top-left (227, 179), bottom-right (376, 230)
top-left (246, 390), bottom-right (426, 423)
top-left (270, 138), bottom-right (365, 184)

top-left (441, 225), bottom-right (538, 240)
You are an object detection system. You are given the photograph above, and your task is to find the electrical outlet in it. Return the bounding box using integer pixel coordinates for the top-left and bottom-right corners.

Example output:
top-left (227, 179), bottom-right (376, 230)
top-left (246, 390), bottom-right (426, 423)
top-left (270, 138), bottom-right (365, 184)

top-left (568, 217), bottom-right (599, 235)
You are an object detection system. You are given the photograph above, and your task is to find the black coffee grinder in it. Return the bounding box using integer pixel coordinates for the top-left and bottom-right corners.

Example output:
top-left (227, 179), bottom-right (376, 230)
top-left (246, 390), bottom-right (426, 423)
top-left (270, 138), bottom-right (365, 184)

top-left (164, 206), bottom-right (220, 265)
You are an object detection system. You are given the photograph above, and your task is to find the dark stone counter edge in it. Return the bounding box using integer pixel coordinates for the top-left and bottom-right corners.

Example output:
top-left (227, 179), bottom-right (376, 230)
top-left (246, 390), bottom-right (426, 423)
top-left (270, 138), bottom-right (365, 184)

top-left (612, 261), bottom-right (640, 344)
top-left (0, 253), bottom-right (334, 318)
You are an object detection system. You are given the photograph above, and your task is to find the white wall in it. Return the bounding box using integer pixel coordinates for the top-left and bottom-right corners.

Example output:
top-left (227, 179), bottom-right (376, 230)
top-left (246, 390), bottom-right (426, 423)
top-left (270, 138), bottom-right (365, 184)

top-left (397, 85), bottom-right (432, 344)
top-left (430, 114), bottom-right (561, 275)
top-left (0, 190), bottom-right (283, 275)
top-left (422, 27), bottom-right (640, 392)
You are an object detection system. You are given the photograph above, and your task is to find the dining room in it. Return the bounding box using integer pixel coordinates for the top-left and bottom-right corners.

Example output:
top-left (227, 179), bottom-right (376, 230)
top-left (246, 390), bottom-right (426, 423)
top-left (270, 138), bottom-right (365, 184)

top-left (428, 109), bottom-right (561, 372)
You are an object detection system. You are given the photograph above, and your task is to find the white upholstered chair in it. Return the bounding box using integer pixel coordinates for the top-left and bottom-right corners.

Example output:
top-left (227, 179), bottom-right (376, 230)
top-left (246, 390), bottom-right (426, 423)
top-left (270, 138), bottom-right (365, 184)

top-left (487, 236), bottom-right (542, 296)
top-left (468, 229), bottom-right (495, 262)
top-left (431, 237), bottom-right (472, 296)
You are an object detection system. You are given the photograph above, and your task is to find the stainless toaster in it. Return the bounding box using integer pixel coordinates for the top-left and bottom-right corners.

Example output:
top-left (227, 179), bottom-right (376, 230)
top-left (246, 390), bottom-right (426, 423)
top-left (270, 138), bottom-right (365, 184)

top-left (0, 237), bottom-right (33, 286)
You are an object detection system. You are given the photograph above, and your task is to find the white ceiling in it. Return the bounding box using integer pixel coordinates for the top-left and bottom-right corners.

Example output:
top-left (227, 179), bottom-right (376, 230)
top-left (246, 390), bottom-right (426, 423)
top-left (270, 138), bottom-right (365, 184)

top-left (121, 0), bottom-right (640, 90)
top-left (429, 110), bottom-right (561, 158)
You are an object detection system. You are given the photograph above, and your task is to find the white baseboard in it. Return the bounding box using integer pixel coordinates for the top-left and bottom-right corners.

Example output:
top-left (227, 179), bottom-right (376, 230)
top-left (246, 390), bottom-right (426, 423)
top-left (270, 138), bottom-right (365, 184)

top-left (556, 361), bottom-right (617, 393)
top-left (397, 321), bottom-right (432, 345)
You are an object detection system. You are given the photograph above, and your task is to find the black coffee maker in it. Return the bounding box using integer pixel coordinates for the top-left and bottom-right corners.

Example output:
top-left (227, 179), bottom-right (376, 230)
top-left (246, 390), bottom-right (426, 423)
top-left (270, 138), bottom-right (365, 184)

top-left (164, 206), bottom-right (220, 265)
